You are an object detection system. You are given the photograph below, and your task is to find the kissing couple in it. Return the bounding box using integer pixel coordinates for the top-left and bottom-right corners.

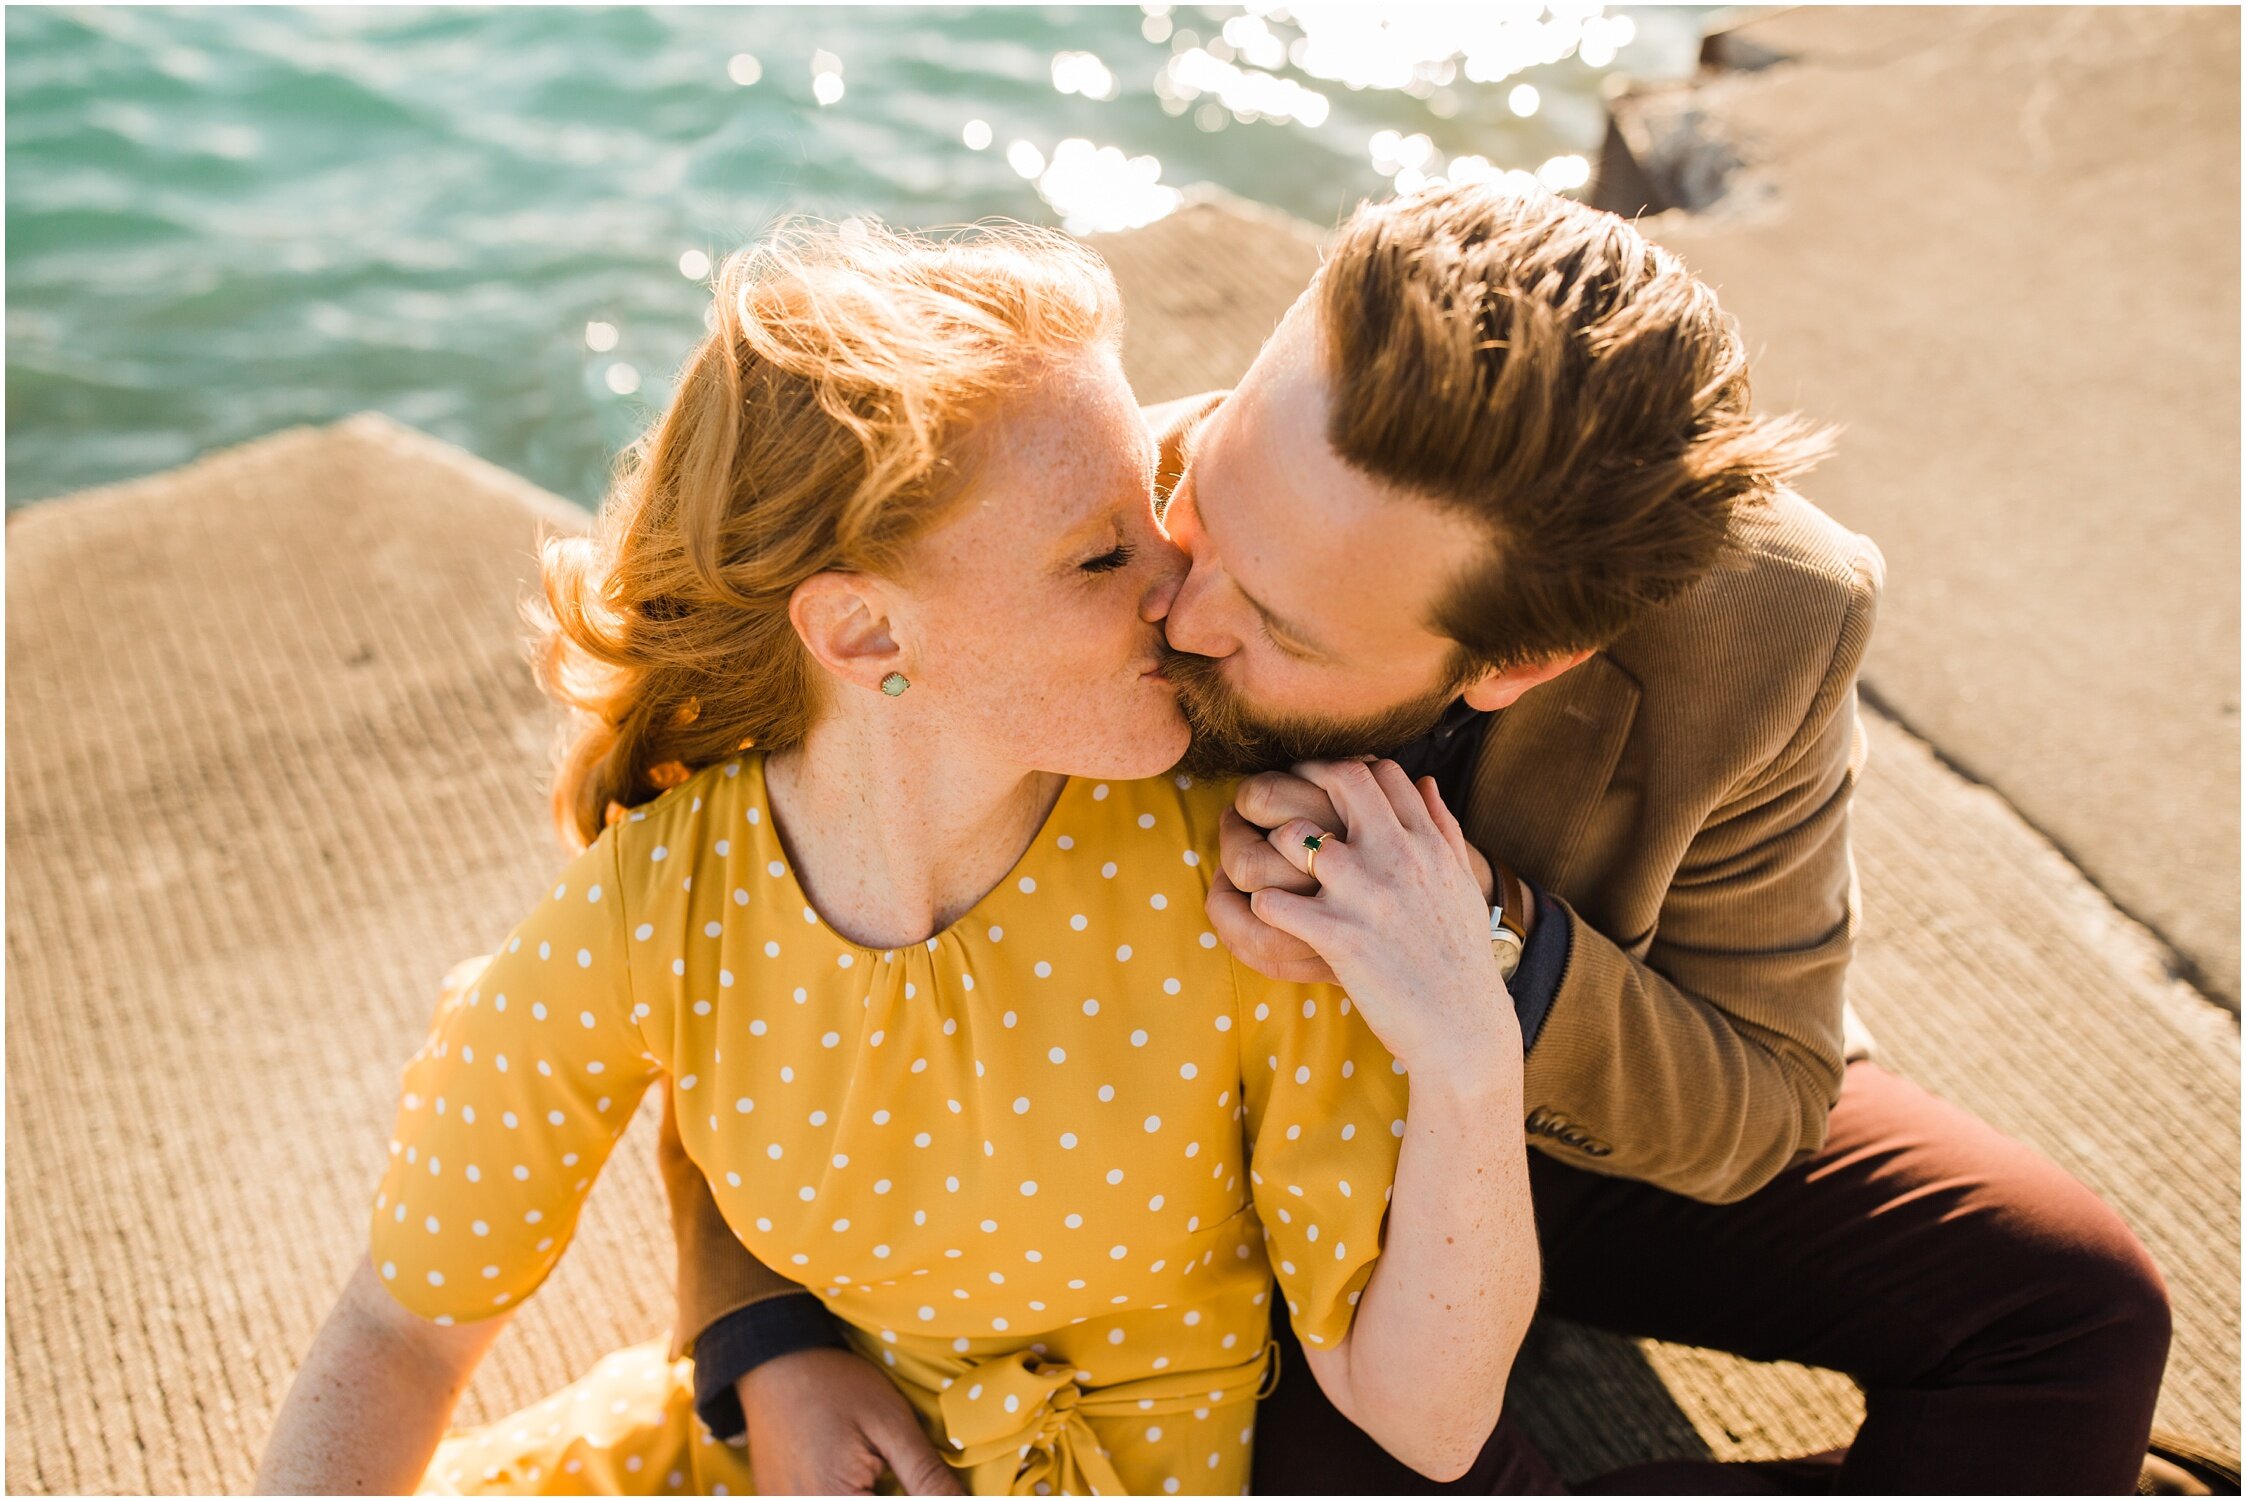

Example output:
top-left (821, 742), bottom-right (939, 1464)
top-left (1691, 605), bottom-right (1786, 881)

top-left (260, 184), bottom-right (2174, 1496)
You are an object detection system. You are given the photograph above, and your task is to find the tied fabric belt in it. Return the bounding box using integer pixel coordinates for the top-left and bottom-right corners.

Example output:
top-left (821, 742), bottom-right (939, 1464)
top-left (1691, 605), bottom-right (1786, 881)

top-left (898, 1340), bottom-right (1279, 1496)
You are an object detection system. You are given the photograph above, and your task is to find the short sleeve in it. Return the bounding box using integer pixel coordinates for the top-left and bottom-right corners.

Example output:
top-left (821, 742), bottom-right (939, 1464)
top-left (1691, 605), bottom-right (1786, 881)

top-left (369, 826), bottom-right (661, 1323)
top-left (1234, 964), bottom-right (1409, 1350)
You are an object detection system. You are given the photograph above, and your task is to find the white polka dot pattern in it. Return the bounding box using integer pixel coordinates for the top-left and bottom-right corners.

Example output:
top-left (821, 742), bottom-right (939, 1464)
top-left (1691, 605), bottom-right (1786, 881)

top-left (1235, 964), bottom-right (1407, 1350)
top-left (370, 827), bottom-right (659, 1321)
top-left (369, 753), bottom-right (1408, 1494)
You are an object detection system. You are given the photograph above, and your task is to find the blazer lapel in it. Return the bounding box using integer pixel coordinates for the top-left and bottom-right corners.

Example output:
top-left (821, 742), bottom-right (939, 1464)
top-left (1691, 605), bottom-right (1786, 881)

top-left (1462, 653), bottom-right (1642, 892)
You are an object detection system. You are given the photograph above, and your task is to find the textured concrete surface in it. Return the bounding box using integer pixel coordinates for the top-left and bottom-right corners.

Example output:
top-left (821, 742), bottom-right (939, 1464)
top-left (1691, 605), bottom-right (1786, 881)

top-left (1600, 6), bottom-right (2242, 1006)
top-left (1090, 188), bottom-right (1328, 407)
top-left (7, 203), bottom-right (2236, 1490)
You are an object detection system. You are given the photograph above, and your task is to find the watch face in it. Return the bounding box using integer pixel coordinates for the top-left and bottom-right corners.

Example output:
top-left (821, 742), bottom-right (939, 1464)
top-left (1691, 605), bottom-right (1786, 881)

top-left (1492, 934), bottom-right (1524, 981)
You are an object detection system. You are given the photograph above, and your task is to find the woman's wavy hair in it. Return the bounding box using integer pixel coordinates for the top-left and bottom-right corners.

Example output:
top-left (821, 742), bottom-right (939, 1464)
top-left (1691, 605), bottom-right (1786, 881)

top-left (527, 219), bottom-right (1123, 850)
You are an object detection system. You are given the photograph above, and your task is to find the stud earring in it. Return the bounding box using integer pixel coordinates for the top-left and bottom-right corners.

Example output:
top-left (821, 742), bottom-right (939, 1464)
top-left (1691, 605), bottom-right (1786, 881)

top-left (880, 672), bottom-right (910, 697)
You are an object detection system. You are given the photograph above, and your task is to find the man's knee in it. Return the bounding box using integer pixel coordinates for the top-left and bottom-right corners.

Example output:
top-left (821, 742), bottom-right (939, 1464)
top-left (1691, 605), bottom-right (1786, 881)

top-left (2075, 1203), bottom-right (2173, 1375)
top-left (1967, 1166), bottom-right (2172, 1390)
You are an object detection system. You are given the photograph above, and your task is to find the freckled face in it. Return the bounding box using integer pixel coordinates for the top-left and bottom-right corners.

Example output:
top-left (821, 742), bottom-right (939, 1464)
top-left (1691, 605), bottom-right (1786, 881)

top-left (894, 346), bottom-right (1190, 781)
top-left (1158, 304), bottom-right (1488, 772)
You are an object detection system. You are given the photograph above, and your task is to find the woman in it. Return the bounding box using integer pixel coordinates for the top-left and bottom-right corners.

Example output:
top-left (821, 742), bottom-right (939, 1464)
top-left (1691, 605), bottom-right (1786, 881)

top-left (256, 220), bottom-right (1535, 1495)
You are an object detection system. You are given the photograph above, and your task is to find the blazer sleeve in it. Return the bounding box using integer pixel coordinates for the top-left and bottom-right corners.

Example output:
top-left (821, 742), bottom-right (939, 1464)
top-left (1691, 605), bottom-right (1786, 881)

top-left (662, 1089), bottom-right (835, 1357)
top-left (1519, 537), bottom-right (1882, 1204)
top-left (663, 1089), bottom-right (849, 1441)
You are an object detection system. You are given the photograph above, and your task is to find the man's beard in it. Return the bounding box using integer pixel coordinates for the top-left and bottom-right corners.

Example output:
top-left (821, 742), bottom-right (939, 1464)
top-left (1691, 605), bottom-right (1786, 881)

top-left (1162, 645), bottom-right (1466, 779)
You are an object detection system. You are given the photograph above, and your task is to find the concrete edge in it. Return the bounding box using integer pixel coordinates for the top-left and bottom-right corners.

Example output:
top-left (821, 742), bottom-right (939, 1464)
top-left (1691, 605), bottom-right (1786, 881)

top-left (1170, 181), bottom-right (1335, 249)
top-left (1862, 679), bottom-right (2240, 1021)
top-left (6, 412), bottom-right (597, 544)
top-left (332, 411), bottom-right (596, 536)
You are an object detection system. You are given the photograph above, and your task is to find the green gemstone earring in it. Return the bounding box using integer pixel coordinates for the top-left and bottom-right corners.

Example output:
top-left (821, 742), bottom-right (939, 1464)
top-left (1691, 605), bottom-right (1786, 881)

top-left (880, 672), bottom-right (911, 697)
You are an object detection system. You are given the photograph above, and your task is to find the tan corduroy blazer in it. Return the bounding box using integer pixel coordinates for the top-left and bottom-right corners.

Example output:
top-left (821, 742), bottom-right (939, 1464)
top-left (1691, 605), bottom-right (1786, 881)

top-left (664, 391), bottom-right (1885, 1347)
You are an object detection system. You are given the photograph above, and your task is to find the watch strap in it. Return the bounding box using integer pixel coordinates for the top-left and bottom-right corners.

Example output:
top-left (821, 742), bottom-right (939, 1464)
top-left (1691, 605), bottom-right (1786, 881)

top-left (1489, 860), bottom-right (1529, 982)
top-left (1491, 861), bottom-right (1531, 945)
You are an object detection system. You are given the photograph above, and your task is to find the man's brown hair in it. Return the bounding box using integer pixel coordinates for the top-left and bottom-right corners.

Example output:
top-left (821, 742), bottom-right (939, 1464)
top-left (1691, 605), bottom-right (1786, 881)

top-left (1319, 183), bottom-right (1832, 672)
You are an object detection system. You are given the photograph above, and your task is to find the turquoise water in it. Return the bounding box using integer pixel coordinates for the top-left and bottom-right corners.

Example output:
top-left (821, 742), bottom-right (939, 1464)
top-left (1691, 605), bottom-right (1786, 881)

top-left (6, 5), bottom-right (1710, 510)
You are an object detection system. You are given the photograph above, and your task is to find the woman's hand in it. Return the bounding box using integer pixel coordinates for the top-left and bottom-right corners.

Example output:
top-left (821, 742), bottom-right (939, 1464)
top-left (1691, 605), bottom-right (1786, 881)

top-left (1209, 768), bottom-right (1499, 989)
top-left (1245, 759), bottom-right (1518, 1081)
top-left (736, 1347), bottom-right (965, 1496)
top-left (1236, 765), bottom-right (1537, 1482)
top-left (1208, 821), bottom-right (1336, 984)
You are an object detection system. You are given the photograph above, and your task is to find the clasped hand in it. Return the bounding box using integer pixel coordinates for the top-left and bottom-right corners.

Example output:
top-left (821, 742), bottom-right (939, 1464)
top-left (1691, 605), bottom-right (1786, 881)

top-left (729, 761), bottom-right (1510, 1493)
top-left (1208, 758), bottom-right (1514, 1077)
top-left (736, 1347), bottom-right (965, 1495)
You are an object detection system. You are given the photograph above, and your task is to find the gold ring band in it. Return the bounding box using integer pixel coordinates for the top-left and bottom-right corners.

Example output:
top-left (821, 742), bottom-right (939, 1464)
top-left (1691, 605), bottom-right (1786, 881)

top-left (1302, 830), bottom-right (1328, 881)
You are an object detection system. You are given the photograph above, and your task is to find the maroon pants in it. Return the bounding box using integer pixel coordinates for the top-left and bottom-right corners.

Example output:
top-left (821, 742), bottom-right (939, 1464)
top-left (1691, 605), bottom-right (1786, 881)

top-left (1249, 1062), bottom-right (2172, 1495)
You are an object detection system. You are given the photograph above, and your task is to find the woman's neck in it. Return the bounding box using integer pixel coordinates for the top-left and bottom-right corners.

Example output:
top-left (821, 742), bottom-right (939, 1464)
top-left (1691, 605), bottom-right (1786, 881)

top-left (762, 702), bottom-right (1064, 951)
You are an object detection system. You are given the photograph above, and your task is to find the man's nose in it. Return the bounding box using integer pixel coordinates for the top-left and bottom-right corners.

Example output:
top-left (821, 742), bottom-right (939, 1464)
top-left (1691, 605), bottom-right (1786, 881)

top-left (1159, 557), bottom-right (1230, 657)
top-left (1140, 536), bottom-right (1188, 624)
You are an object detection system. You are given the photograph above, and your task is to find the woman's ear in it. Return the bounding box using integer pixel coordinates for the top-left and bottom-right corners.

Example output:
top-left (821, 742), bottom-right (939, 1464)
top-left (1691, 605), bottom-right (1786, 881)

top-left (788, 572), bottom-right (908, 693)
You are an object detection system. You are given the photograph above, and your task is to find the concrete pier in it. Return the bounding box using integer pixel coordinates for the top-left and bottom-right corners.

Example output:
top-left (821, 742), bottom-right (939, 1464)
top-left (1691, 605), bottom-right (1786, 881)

top-left (7, 13), bottom-right (2238, 1491)
top-left (1601, 6), bottom-right (2243, 1008)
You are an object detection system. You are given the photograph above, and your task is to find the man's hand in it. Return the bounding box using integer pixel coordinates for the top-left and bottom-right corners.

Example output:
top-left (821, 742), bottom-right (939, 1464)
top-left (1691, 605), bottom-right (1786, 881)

top-left (1210, 768), bottom-right (1495, 984)
top-left (1244, 759), bottom-right (1518, 1077)
top-left (736, 1347), bottom-right (963, 1496)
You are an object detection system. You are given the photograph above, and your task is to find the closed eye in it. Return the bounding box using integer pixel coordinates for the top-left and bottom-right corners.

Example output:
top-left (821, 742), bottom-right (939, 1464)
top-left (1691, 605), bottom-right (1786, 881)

top-left (1252, 608), bottom-right (1303, 657)
top-left (1079, 543), bottom-right (1135, 575)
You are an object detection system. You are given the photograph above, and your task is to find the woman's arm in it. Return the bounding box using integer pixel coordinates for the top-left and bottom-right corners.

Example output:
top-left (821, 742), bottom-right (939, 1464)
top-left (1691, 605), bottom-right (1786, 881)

top-left (265, 824), bottom-right (660, 1490)
top-left (1243, 758), bottom-right (1540, 1480)
top-left (256, 1257), bottom-right (510, 1494)
top-left (1300, 1055), bottom-right (1533, 1480)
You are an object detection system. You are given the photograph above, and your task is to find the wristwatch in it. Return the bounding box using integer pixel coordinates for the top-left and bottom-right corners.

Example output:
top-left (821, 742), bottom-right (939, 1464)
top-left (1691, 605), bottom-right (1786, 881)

top-left (1489, 861), bottom-right (1531, 983)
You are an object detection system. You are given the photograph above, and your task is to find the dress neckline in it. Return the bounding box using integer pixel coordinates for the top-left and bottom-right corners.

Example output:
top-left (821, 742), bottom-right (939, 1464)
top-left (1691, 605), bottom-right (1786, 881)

top-left (744, 752), bottom-right (1081, 958)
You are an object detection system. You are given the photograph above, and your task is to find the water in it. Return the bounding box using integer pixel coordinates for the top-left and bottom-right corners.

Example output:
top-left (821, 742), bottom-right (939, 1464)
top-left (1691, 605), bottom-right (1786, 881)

top-left (5, 5), bottom-right (1712, 511)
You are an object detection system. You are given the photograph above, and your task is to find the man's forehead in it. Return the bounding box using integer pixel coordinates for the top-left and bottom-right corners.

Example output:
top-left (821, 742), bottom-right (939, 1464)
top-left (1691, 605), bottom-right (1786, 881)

top-left (1199, 356), bottom-right (1483, 661)
top-left (1222, 301), bottom-right (1324, 433)
top-left (1199, 315), bottom-right (1335, 515)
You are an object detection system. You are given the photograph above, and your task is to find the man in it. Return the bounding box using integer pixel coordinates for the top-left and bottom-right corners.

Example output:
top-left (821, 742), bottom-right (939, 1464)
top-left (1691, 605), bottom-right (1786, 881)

top-left (660, 185), bottom-right (2180, 1493)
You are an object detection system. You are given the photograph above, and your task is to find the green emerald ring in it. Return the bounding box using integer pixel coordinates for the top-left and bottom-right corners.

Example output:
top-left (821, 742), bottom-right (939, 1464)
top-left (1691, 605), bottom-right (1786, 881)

top-left (1302, 830), bottom-right (1329, 879)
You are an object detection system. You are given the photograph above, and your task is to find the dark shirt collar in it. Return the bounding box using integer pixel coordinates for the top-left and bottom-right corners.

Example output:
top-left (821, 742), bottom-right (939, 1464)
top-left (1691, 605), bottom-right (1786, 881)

top-left (1384, 697), bottom-right (1494, 794)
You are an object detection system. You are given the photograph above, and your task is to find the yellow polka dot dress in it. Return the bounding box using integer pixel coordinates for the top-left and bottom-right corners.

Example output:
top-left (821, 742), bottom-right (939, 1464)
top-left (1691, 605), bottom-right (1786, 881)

top-left (375, 755), bottom-right (1409, 1496)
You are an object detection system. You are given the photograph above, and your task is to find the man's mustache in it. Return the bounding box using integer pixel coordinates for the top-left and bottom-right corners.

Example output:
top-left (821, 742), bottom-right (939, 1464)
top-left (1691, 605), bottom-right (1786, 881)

top-left (1158, 643), bottom-right (1461, 779)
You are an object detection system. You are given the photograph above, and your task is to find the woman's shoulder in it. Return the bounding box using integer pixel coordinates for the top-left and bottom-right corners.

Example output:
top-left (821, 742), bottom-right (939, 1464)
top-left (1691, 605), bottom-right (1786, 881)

top-left (612, 753), bottom-right (760, 835)
top-left (599, 753), bottom-right (767, 904)
top-left (1076, 768), bottom-right (1237, 855)
top-left (609, 757), bottom-right (1224, 855)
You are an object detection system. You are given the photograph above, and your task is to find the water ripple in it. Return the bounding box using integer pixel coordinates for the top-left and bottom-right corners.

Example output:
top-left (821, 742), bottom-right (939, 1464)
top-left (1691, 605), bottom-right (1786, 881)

top-left (5, 4), bottom-right (1708, 508)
